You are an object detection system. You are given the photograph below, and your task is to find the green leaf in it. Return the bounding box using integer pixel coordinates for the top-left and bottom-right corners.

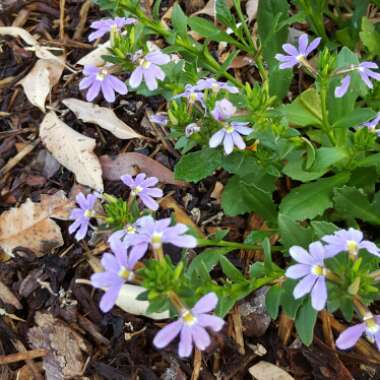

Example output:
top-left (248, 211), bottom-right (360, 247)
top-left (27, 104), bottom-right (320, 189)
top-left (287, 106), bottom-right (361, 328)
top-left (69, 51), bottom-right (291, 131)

top-left (278, 213), bottom-right (313, 249)
top-left (172, 4), bottom-right (188, 37)
top-left (222, 174), bottom-right (277, 223)
top-left (188, 16), bottom-right (237, 44)
top-left (283, 147), bottom-right (348, 182)
top-left (332, 108), bottom-right (377, 129)
top-left (266, 285), bottom-right (283, 319)
top-left (295, 299), bottom-right (318, 346)
top-left (219, 256), bottom-right (245, 282)
top-left (257, 0), bottom-right (292, 100)
top-left (222, 152), bottom-right (259, 176)
top-left (328, 47), bottom-right (368, 124)
top-left (174, 148), bottom-right (222, 182)
top-left (279, 172), bottom-right (351, 221)
top-left (310, 221), bottom-right (339, 238)
top-left (281, 88), bottom-right (322, 127)
top-left (333, 186), bottom-right (380, 225)
top-left (360, 17), bottom-right (380, 55)
top-left (187, 247), bottom-right (232, 276)
top-left (215, 0), bottom-right (235, 27)
top-left (281, 280), bottom-right (303, 319)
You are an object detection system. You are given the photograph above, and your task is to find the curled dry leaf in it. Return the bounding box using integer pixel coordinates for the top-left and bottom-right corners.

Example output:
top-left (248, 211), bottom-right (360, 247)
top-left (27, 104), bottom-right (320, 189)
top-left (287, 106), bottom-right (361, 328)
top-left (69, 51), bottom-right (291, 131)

top-left (76, 40), bottom-right (111, 66)
top-left (28, 312), bottom-right (88, 380)
top-left (0, 191), bottom-right (74, 257)
top-left (100, 152), bottom-right (187, 187)
top-left (19, 56), bottom-right (65, 112)
top-left (62, 98), bottom-right (142, 140)
top-left (40, 112), bottom-right (104, 191)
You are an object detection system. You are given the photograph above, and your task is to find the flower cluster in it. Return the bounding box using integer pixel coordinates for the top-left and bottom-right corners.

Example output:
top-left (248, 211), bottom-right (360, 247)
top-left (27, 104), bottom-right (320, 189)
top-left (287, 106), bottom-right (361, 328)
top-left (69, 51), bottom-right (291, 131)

top-left (88, 17), bottom-right (136, 42)
top-left (286, 228), bottom-right (380, 311)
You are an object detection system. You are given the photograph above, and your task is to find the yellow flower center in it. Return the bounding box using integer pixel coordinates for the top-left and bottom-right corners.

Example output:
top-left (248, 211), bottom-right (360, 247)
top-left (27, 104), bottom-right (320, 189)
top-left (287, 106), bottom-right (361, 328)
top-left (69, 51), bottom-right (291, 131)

top-left (142, 59), bottom-right (151, 69)
top-left (296, 54), bottom-right (305, 63)
top-left (311, 265), bottom-right (325, 276)
top-left (151, 232), bottom-right (163, 249)
top-left (182, 310), bottom-right (197, 326)
top-left (211, 83), bottom-right (220, 92)
top-left (346, 240), bottom-right (359, 256)
top-left (126, 225), bottom-right (136, 234)
top-left (84, 209), bottom-right (95, 218)
top-left (225, 125), bottom-right (234, 134)
top-left (118, 266), bottom-right (131, 280)
top-left (96, 68), bottom-right (108, 81)
top-left (131, 185), bottom-right (143, 196)
top-left (189, 92), bottom-right (197, 103)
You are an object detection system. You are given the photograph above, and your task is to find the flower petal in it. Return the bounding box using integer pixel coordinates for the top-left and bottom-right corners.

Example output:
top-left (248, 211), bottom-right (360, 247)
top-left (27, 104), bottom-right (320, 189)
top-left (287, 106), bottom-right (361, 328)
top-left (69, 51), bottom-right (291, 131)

top-left (192, 292), bottom-right (218, 314)
top-left (178, 325), bottom-right (193, 357)
top-left (285, 264), bottom-right (311, 279)
top-left (335, 75), bottom-right (351, 98)
top-left (336, 323), bottom-right (366, 350)
top-left (293, 274), bottom-right (317, 299)
top-left (311, 276), bottom-right (327, 311)
top-left (289, 246), bottom-right (314, 265)
top-left (129, 66), bottom-right (143, 88)
top-left (99, 285), bottom-right (122, 312)
top-left (153, 320), bottom-right (183, 348)
top-left (191, 325), bottom-right (211, 351)
top-left (197, 314), bottom-right (225, 332)
top-left (209, 129), bottom-right (225, 148)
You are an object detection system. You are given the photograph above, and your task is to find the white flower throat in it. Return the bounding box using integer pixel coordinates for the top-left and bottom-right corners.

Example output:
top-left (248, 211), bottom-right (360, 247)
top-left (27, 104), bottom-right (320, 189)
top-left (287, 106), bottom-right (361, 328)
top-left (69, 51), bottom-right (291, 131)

top-left (96, 68), bottom-right (108, 81)
top-left (346, 240), bottom-right (359, 255)
top-left (182, 310), bottom-right (197, 326)
top-left (132, 185), bottom-right (143, 195)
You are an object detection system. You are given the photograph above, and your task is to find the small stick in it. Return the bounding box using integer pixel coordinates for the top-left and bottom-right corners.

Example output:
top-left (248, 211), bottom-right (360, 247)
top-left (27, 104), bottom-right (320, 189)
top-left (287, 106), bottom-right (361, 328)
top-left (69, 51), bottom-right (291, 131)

top-left (191, 349), bottom-right (202, 380)
top-left (0, 348), bottom-right (48, 365)
top-left (59, 0), bottom-right (65, 41)
top-left (320, 310), bottom-right (335, 349)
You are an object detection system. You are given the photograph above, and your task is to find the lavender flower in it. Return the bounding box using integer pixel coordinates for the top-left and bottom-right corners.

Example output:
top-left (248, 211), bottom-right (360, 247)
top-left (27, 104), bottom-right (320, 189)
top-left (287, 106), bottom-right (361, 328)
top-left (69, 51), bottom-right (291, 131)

top-left (285, 242), bottom-right (331, 311)
top-left (153, 292), bottom-right (225, 357)
top-left (121, 173), bottom-right (163, 211)
top-left (185, 123), bottom-right (201, 137)
top-left (209, 123), bottom-right (253, 155)
top-left (69, 193), bottom-right (98, 241)
top-left (275, 34), bottom-right (321, 69)
top-left (336, 313), bottom-right (380, 351)
top-left (108, 223), bottom-right (137, 246)
top-left (79, 65), bottom-right (128, 102)
top-left (149, 113), bottom-right (168, 126)
top-left (360, 112), bottom-right (380, 136)
top-left (172, 84), bottom-right (206, 109)
top-left (322, 228), bottom-right (380, 258)
top-left (90, 237), bottom-right (144, 312)
top-left (129, 50), bottom-right (170, 91)
top-left (211, 99), bottom-right (236, 121)
top-left (194, 78), bottom-right (238, 94)
top-left (129, 216), bottom-right (197, 258)
top-left (335, 62), bottom-right (380, 98)
top-left (88, 17), bottom-right (136, 42)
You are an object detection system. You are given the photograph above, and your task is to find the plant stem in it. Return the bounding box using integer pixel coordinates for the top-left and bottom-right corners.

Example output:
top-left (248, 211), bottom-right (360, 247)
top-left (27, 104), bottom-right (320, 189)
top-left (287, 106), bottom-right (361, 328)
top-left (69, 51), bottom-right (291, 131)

top-left (197, 238), bottom-right (281, 252)
top-left (319, 78), bottom-right (336, 145)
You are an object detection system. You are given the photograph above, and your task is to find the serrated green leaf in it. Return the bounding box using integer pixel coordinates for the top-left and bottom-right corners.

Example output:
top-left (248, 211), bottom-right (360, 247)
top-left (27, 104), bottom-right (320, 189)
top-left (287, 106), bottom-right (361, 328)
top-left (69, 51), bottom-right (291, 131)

top-left (174, 148), bottom-right (222, 182)
top-left (278, 213), bottom-right (313, 248)
top-left (310, 221), bottom-right (339, 239)
top-left (280, 173), bottom-right (351, 221)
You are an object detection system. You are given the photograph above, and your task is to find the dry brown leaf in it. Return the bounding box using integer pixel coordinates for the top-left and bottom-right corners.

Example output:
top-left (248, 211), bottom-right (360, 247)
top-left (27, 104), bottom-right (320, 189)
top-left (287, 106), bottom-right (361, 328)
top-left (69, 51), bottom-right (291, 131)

top-left (0, 191), bottom-right (74, 257)
top-left (62, 98), bottom-right (142, 140)
top-left (28, 312), bottom-right (88, 380)
top-left (0, 280), bottom-right (22, 309)
top-left (76, 40), bottom-right (111, 66)
top-left (192, 0), bottom-right (232, 17)
top-left (19, 57), bottom-right (65, 112)
top-left (249, 361), bottom-right (295, 380)
top-left (100, 153), bottom-right (187, 187)
top-left (246, 0), bottom-right (259, 23)
top-left (40, 112), bottom-right (104, 191)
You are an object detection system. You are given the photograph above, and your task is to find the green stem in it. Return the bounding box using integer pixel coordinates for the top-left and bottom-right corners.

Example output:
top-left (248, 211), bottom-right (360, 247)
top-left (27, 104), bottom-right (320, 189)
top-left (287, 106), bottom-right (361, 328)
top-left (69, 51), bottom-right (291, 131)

top-left (319, 79), bottom-right (336, 145)
top-left (197, 238), bottom-right (281, 252)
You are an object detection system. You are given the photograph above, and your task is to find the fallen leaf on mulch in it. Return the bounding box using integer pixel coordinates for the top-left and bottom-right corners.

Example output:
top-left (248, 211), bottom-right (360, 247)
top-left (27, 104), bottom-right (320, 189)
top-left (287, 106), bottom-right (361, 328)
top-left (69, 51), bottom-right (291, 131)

top-left (62, 98), bottom-right (143, 140)
top-left (19, 57), bottom-right (65, 112)
top-left (100, 152), bottom-right (187, 187)
top-left (40, 112), bottom-right (104, 191)
top-left (0, 191), bottom-right (74, 257)
top-left (192, 0), bottom-right (233, 17)
top-left (249, 361), bottom-right (295, 380)
top-left (246, 0), bottom-right (259, 22)
top-left (28, 312), bottom-right (88, 380)
top-left (0, 279), bottom-right (22, 309)
top-left (76, 40), bottom-right (111, 66)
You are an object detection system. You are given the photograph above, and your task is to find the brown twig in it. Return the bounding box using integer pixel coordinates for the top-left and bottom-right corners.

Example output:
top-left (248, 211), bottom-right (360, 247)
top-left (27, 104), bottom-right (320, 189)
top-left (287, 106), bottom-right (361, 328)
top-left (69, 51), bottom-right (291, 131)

top-left (59, 0), bottom-right (65, 41)
top-left (0, 348), bottom-right (47, 365)
top-left (191, 349), bottom-right (202, 380)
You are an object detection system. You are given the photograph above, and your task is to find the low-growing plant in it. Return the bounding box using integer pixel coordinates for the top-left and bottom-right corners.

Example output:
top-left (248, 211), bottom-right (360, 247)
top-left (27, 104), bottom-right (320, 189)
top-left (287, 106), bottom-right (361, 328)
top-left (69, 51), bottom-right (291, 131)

top-left (71, 0), bottom-right (380, 357)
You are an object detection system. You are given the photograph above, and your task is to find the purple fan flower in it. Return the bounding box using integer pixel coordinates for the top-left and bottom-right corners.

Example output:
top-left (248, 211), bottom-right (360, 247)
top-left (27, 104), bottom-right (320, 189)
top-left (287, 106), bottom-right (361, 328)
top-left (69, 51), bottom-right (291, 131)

top-left (108, 223), bottom-right (137, 246)
top-left (90, 237), bottom-right (144, 312)
top-left (209, 122), bottom-right (253, 155)
top-left (285, 242), bottom-right (331, 311)
top-left (149, 113), bottom-right (168, 126)
top-left (121, 173), bottom-right (163, 211)
top-left (172, 84), bottom-right (206, 109)
top-left (130, 50), bottom-right (170, 91)
top-left (336, 314), bottom-right (380, 351)
top-left (153, 292), bottom-right (225, 357)
top-left (88, 17), bottom-right (136, 42)
top-left (335, 62), bottom-right (380, 98)
top-left (360, 112), bottom-right (380, 136)
top-left (69, 193), bottom-right (98, 241)
top-left (322, 228), bottom-right (380, 258)
top-left (185, 123), bottom-right (201, 137)
top-left (275, 34), bottom-right (321, 69)
top-left (129, 215), bottom-right (197, 258)
top-left (194, 78), bottom-right (239, 94)
top-left (79, 65), bottom-right (128, 102)
top-left (211, 99), bottom-right (236, 121)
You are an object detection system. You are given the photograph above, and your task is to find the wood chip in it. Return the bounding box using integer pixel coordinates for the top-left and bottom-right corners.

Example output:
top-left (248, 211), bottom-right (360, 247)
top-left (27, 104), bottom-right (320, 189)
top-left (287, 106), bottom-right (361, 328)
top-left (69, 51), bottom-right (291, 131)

top-left (249, 361), bottom-right (295, 380)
